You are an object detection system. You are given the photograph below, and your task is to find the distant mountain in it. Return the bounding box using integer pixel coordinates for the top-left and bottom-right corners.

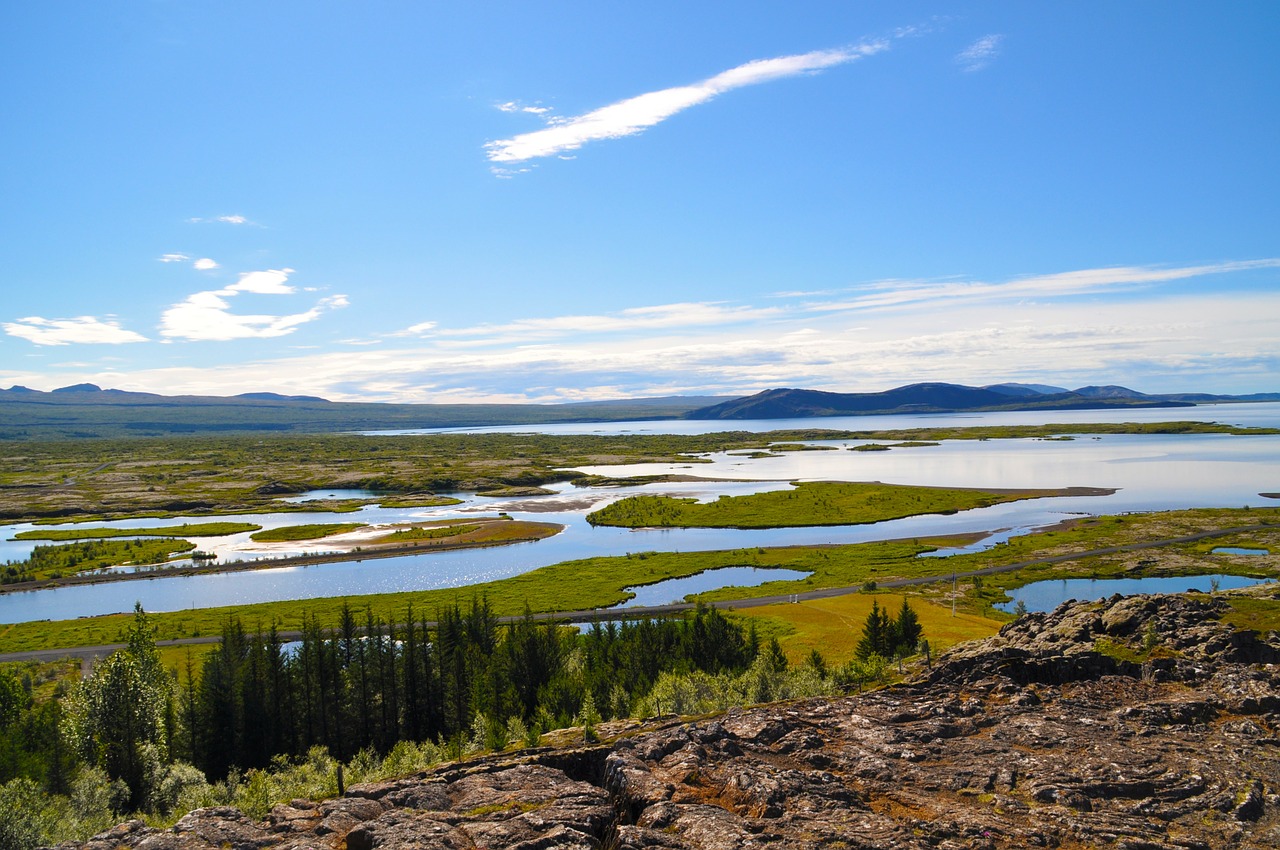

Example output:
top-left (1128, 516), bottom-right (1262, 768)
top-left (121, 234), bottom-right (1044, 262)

top-left (983, 382), bottom-right (1070, 397)
top-left (236, 392), bottom-right (330, 403)
top-left (1072, 385), bottom-right (1150, 399)
top-left (684, 382), bottom-right (1212, 420)
top-left (49, 383), bottom-right (105, 394)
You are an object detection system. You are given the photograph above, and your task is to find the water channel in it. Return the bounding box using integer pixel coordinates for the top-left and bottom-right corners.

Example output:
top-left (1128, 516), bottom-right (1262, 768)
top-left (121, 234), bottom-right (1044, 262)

top-left (2, 403), bottom-right (1277, 624)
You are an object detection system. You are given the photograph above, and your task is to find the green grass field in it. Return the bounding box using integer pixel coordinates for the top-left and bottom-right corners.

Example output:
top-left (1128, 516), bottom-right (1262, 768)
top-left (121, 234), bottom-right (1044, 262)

top-left (586, 481), bottom-right (1088, 529)
top-left (374, 523), bottom-right (479, 543)
top-left (16, 521), bottom-right (262, 541)
top-left (249, 523), bottom-right (367, 542)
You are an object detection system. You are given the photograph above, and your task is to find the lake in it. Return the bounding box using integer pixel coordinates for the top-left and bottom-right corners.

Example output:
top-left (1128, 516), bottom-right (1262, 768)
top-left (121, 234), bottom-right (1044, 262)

top-left (997, 574), bottom-right (1273, 613)
top-left (2, 403), bottom-right (1277, 624)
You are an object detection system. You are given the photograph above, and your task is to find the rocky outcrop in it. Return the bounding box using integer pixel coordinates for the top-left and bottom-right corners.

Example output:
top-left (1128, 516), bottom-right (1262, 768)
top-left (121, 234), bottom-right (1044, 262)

top-left (66, 591), bottom-right (1280, 849)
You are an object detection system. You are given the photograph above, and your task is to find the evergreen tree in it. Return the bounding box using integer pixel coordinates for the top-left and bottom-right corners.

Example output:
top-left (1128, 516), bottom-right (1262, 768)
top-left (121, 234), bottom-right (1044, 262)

top-left (855, 600), bottom-right (892, 660)
top-left (893, 598), bottom-right (922, 653)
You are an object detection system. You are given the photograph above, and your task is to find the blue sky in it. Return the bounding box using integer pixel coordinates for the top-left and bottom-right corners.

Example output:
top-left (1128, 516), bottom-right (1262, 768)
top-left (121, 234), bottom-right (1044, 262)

top-left (2, 2), bottom-right (1277, 402)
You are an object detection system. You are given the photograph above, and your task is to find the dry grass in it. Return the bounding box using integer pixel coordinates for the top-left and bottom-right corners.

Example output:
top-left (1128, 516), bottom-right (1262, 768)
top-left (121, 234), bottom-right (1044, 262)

top-left (734, 592), bottom-right (1003, 665)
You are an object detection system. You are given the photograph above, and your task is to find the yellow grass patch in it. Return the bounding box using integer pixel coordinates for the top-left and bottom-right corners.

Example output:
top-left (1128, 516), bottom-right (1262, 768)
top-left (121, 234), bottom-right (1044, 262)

top-left (733, 592), bottom-right (1003, 665)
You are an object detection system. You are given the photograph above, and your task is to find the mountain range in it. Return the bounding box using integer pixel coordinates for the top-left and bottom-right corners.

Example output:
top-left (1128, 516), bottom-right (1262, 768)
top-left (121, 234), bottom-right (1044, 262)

top-left (683, 382), bottom-right (1280, 419)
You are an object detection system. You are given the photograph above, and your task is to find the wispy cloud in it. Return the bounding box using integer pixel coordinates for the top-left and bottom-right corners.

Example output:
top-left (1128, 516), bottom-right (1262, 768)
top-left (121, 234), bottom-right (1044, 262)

top-left (388, 321), bottom-right (438, 338)
top-left (430, 302), bottom-right (782, 341)
top-left (800, 259), bottom-right (1280, 315)
top-left (3, 316), bottom-right (148, 346)
top-left (496, 101), bottom-right (552, 116)
top-left (159, 253), bottom-right (220, 270)
top-left (159, 268), bottom-right (348, 341)
top-left (485, 41), bottom-right (889, 168)
top-left (957, 34), bottom-right (1003, 72)
top-left (186, 214), bottom-right (256, 226)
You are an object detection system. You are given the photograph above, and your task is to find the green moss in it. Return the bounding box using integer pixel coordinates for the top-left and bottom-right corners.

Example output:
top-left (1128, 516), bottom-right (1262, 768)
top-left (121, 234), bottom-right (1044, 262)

top-left (1093, 637), bottom-right (1180, 663)
top-left (249, 523), bottom-right (366, 542)
top-left (1221, 596), bottom-right (1280, 633)
top-left (374, 524), bottom-right (479, 543)
top-left (376, 495), bottom-right (464, 508)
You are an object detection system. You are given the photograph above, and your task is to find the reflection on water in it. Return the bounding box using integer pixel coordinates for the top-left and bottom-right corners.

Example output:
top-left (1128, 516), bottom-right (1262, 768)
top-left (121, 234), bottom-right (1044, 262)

top-left (278, 489), bottom-right (381, 502)
top-left (998, 574), bottom-right (1272, 613)
top-left (3, 404), bottom-right (1279, 624)
top-left (611, 567), bottom-right (811, 608)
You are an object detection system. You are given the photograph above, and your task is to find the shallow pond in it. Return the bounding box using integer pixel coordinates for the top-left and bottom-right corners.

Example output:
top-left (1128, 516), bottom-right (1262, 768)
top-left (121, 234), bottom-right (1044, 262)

top-left (1211, 547), bottom-right (1270, 555)
top-left (610, 567), bottom-right (811, 609)
top-left (997, 573), bottom-right (1272, 613)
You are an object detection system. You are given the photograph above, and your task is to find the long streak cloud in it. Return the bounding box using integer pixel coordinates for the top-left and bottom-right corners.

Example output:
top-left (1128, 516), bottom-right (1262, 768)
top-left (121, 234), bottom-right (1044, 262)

top-left (485, 42), bottom-right (888, 165)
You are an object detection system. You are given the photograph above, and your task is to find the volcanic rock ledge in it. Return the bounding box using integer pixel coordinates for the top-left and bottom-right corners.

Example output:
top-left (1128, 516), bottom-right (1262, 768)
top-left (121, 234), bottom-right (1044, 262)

top-left (65, 590), bottom-right (1280, 850)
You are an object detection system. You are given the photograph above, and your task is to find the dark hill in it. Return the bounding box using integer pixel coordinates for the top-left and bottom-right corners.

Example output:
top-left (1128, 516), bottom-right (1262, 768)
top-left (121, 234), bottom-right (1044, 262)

top-left (685, 382), bottom-right (1193, 420)
top-left (982, 382), bottom-right (1070, 396)
top-left (235, 392), bottom-right (330, 402)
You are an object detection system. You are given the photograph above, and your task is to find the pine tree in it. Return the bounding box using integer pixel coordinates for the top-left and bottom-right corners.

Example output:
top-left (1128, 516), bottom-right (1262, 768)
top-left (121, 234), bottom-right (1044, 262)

top-left (855, 600), bottom-right (892, 660)
top-left (893, 598), bottom-right (922, 653)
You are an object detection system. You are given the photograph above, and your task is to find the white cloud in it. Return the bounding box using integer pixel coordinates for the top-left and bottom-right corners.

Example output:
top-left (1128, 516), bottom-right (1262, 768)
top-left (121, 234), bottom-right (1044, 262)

top-left (186, 214), bottom-right (255, 226)
top-left (3, 316), bottom-right (148, 346)
top-left (435, 302), bottom-right (781, 340)
top-left (957, 34), bottom-right (1003, 72)
top-left (497, 101), bottom-right (552, 115)
top-left (160, 254), bottom-right (220, 270)
top-left (389, 320), bottom-right (438, 338)
top-left (485, 41), bottom-right (888, 166)
top-left (227, 268), bottom-right (296, 295)
top-left (158, 268), bottom-right (347, 341)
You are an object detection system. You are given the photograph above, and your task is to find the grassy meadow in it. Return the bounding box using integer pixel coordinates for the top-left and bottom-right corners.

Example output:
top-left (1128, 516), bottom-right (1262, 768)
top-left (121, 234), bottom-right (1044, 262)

top-left (586, 480), bottom-right (1097, 529)
top-left (16, 521), bottom-right (262, 541)
top-left (249, 523), bottom-right (367, 542)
